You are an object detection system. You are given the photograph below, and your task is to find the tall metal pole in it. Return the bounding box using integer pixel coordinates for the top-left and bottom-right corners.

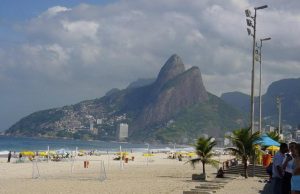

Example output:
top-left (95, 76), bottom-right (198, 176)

top-left (245, 5), bottom-right (268, 178)
top-left (258, 38), bottom-right (271, 134)
top-left (120, 145), bottom-right (123, 169)
top-left (250, 9), bottom-right (257, 134)
top-left (258, 42), bottom-right (262, 134)
top-left (47, 145), bottom-right (50, 162)
top-left (246, 5), bottom-right (268, 133)
top-left (279, 99), bottom-right (282, 134)
top-left (146, 143), bottom-right (149, 166)
top-left (276, 96), bottom-right (282, 134)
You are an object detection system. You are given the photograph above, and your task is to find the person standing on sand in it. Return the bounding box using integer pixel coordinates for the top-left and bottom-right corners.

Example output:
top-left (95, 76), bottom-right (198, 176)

top-left (282, 142), bottom-right (297, 194)
top-left (291, 143), bottom-right (300, 194)
top-left (7, 151), bottom-right (12, 163)
top-left (272, 143), bottom-right (289, 194)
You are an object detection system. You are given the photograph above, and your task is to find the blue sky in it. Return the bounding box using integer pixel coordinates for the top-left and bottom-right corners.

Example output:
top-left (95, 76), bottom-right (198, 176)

top-left (0, 0), bottom-right (113, 43)
top-left (0, 0), bottom-right (299, 130)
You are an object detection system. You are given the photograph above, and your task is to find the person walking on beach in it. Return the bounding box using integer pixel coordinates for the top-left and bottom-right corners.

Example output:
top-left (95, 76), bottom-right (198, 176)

top-left (272, 143), bottom-right (288, 194)
top-left (7, 151), bottom-right (12, 163)
top-left (291, 143), bottom-right (300, 194)
top-left (282, 142), bottom-right (297, 194)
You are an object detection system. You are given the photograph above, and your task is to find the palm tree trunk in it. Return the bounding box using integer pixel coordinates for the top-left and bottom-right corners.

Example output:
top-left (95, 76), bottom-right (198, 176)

top-left (202, 162), bottom-right (206, 180)
top-left (243, 158), bottom-right (248, 178)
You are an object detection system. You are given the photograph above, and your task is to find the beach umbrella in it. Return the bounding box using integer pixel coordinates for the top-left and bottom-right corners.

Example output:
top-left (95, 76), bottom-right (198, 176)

top-left (187, 152), bottom-right (196, 157)
top-left (21, 151), bottom-right (35, 157)
top-left (142, 153), bottom-right (154, 157)
top-left (39, 151), bottom-right (48, 157)
top-left (117, 152), bottom-right (129, 156)
top-left (256, 134), bottom-right (280, 147)
top-left (266, 145), bottom-right (279, 152)
top-left (48, 150), bottom-right (56, 156)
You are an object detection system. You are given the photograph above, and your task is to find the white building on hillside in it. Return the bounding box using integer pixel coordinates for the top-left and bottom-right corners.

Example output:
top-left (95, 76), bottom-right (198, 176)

top-left (295, 130), bottom-right (300, 142)
top-left (97, 119), bottom-right (102, 125)
top-left (265, 125), bottom-right (276, 133)
top-left (118, 123), bottom-right (128, 141)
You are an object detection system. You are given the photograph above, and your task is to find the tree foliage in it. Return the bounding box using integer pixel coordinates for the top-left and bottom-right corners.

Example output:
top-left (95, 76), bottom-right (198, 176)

top-left (187, 136), bottom-right (219, 179)
top-left (225, 127), bottom-right (260, 178)
top-left (267, 130), bottom-right (281, 142)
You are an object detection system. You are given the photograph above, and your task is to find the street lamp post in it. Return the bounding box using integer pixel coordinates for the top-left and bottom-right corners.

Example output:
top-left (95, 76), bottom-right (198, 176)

top-left (245, 5), bottom-right (268, 133)
top-left (257, 37), bottom-right (271, 134)
top-left (276, 96), bottom-right (282, 134)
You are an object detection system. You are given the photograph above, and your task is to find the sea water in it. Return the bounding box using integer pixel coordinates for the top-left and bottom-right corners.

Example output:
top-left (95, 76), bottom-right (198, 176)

top-left (0, 136), bottom-right (174, 153)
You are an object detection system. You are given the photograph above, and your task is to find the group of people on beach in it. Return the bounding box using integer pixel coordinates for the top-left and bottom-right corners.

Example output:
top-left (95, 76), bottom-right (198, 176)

top-left (7, 151), bottom-right (20, 162)
top-left (271, 142), bottom-right (300, 194)
top-left (7, 151), bottom-right (23, 163)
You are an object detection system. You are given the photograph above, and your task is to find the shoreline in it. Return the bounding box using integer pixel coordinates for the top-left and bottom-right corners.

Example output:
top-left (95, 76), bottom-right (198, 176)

top-left (0, 136), bottom-right (193, 153)
top-left (0, 134), bottom-right (197, 148)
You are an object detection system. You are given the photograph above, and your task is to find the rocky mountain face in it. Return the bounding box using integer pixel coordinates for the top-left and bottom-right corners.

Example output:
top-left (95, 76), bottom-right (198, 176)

top-left (126, 78), bottom-right (155, 89)
top-left (131, 55), bottom-right (209, 135)
top-left (6, 54), bottom-right (246, 143)
top-left (221, 78), bottom-right (300, 127)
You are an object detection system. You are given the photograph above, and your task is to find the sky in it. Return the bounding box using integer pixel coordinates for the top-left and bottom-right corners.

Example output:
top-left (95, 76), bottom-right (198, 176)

top-left (0, 0), bottom-right (299, 130)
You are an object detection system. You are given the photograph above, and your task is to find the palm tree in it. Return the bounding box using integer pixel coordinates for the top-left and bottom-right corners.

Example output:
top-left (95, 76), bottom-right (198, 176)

top-left (267, 131), bottom-right (281, 142)
top-left (225, 127), bottom-right (260, 178)
top-left (187, 136), bottom-right (219, 179)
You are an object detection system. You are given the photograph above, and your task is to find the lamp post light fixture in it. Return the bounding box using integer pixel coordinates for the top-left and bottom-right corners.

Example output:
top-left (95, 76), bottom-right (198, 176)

top-left (245, 5), bottom-right (268, 134)
top-left (257, 37), bottom-right (271, 134)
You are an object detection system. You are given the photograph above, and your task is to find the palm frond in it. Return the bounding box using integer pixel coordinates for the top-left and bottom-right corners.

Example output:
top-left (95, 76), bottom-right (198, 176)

top-left (189, 136), bottom-right (217, 175)
top-left (206, 158), bottom-right (220, 169)
top-left (185, 157), bottom-right (201, 168)
top-left (225, 127), bottom-right (261, 178)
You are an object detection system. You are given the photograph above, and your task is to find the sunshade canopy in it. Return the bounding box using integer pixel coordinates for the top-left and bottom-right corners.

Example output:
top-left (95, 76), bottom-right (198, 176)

top-left (266, 145), bottom-right (280, 151)
top-left (255, 134), bottom-right (280, 147)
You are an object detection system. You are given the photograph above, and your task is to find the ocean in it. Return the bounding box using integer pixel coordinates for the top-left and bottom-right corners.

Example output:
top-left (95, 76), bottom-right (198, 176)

top-left (0, 136), bottom-right (176, 154)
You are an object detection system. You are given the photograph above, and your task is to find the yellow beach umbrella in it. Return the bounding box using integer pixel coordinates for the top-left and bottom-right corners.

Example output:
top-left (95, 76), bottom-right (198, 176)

top-left (21, 151), bottom-right (35, 157)
top-left (142, 153), bottom-right (154, 157)
top-left (117, 152), bottom-right (129, 156)
top-left (266, 145), bottom-right (279, 152)
top-left (187, 152), bottom-right (196, 157)
top-left (48, 150), bottom-right (56, 156)
top-left (39, 151), bottom-right (48, 157)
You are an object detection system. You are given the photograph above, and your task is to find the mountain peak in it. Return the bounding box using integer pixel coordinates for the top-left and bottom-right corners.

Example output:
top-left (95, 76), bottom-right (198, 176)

top-left (165, 54), bottom-right (183, 66)
top-left (155, 54), bottom-right (185, 86)
top-left (5, 54), bottom-right (246, 143)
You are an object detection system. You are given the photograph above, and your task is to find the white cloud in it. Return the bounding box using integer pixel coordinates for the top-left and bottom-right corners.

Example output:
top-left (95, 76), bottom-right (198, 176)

top-left (0, 0), bottom-right (300, 129)
top-left (3, 1), bottom-right (300, 93)
top-left (19, 43), bottom-right (70, 78)
top-left (61, 20), bottom-right (99, 41)
top-left (41, 6), bottom-right (71, 18)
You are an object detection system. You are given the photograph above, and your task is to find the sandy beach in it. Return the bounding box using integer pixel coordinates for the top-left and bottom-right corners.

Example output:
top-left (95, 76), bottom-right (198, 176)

top-left (0, 153), bottom-right (267, 194)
